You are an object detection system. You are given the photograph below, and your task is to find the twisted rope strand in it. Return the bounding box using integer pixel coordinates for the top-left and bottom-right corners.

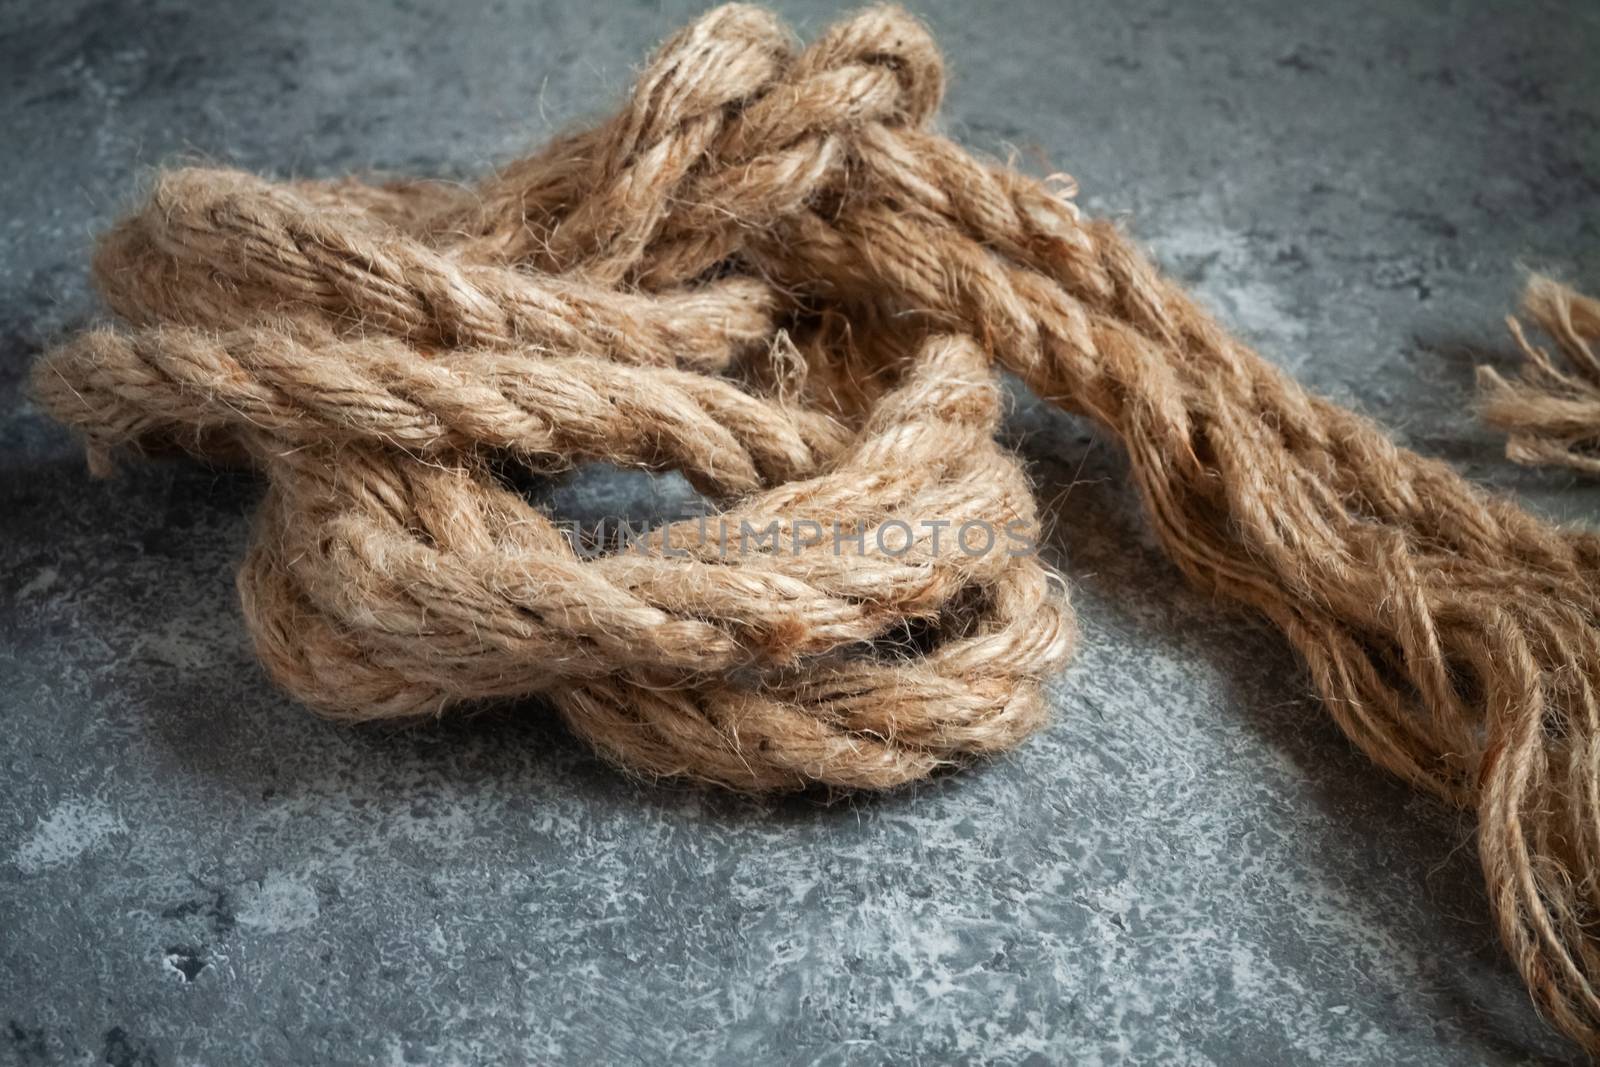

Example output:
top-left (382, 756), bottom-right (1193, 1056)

top-left (29, 4), bottom-right (1600, 1053)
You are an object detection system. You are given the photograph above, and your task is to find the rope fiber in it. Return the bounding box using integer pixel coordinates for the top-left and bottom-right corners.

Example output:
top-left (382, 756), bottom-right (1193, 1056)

top-left (31, 5), bottom-right (1600, 1052)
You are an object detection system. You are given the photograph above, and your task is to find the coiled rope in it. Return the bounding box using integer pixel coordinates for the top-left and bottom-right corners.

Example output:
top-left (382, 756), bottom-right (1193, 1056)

top-left (32, 5), bottom-right (1600, 1052)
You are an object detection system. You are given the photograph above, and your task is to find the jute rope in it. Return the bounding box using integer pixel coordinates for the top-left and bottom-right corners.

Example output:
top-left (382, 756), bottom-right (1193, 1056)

top-left (1481, 278), bottom-right (1600, 476)
top-left (30, 4), bottom-right (1600, 1052)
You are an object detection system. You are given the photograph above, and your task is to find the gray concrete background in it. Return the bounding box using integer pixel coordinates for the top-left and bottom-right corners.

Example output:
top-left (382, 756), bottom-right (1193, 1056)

top-left (3, 0), bottom-right (1599, 1063)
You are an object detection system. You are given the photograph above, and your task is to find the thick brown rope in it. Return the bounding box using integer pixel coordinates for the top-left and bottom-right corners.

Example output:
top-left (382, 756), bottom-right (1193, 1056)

top-left (29, 4), bottom-right (1600, 1052)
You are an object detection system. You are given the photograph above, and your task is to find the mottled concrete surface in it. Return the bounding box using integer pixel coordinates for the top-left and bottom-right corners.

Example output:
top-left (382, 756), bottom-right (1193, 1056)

top-left (3, 0), bottom-right (1599, 1063)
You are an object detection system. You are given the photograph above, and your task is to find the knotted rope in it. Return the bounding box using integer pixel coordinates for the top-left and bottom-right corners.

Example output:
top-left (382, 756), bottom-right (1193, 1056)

top-left (30, 4), bottom-right (1600, 1052)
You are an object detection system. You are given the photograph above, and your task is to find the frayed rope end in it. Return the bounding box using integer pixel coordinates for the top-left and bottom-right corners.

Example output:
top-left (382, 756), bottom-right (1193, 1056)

top-left (1476, 276), bottom-right (1600, 474)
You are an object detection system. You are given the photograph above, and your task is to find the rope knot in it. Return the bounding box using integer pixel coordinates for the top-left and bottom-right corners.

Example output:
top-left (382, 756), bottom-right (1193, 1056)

top-left (29, 5), bottom-right (1600, 1052)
